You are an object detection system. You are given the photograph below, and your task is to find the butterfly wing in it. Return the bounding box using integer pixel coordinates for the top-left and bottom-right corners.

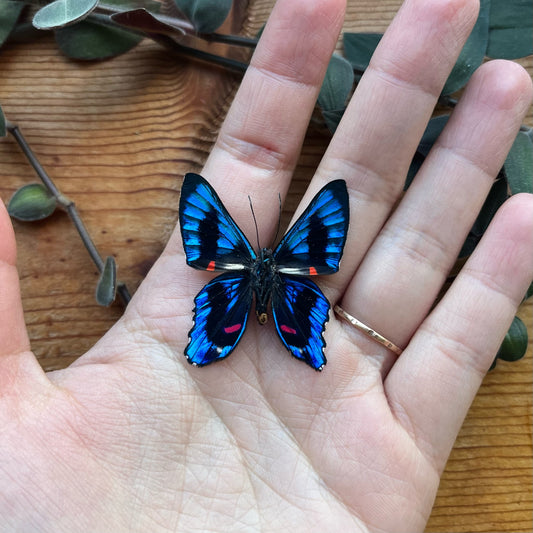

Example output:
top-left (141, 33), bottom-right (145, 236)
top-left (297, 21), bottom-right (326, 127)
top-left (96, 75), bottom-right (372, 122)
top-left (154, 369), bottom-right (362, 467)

top-left (271, 275), bottom-right (330, 371)
top-left (274, 179), bottom-right (349, 276)
top-left (186, 272), bottom-right (253, 366)
top-left (179, 173), bottom-right (256, 272)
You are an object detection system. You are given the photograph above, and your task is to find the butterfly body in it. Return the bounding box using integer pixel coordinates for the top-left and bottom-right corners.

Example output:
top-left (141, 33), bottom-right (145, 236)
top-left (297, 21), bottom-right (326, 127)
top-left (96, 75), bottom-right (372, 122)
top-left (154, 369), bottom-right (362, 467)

top-left (179, 173), bottom-right (349, 371)
top-left (249, 247), bottom-right (279, 324)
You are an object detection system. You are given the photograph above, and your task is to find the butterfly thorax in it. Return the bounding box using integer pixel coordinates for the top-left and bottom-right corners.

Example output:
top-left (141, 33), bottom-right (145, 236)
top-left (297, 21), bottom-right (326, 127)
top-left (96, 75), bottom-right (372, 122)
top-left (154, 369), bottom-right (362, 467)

top-left (251, 248), bottom-right (280, 325)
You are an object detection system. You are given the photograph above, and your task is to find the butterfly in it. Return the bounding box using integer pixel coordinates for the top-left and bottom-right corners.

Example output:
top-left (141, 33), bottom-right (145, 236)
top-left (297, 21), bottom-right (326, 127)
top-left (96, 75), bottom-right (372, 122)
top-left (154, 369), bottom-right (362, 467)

top-left (179, 173), bottom-right (349, 371)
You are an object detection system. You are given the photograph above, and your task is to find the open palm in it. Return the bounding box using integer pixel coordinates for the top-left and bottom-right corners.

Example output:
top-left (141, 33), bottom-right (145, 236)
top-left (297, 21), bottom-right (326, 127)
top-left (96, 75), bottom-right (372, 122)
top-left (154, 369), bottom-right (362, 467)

top-left (1, 0), bottom-right (532, 531)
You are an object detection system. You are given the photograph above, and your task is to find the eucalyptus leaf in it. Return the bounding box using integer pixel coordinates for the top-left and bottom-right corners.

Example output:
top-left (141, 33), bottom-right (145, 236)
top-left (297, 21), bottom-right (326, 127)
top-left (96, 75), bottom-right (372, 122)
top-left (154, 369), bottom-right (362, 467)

top-left (404, 151), bottom-right (425, 190)
top-left (0, 0), bottom-right (25, 46)
top-left (523, 281), bottom-right (533, 302)
top-left (487, 0), bottom-right (533, 58)
top-left (8, 183), bottom-right (57, 221)
top-left (95, 256), bottom-right (117, 306)
top-left (103, 0), bottom-right (161, 11)
top-left (318, 54), bottom-right (354, 133)
top-left (343, 32), bottom-right (382, 72)
top-left (497, 316), bottom-right (528, 362)
top-left (418, 115), bottom-right (449, 156)
top-left (55, 20), bottom-right (142, 60)
top-left (33, 0), bottom-right (98, 30)
top-left (173, 0), bottom-right (231, 33)
top-left (321, 109), bottom-right (345, 135)
top-left (405, 116), bottom-right (450, 189)
top-left (503, 131), bottom-right (533, 194)
top-left (441, 0), bottom-right (489, 95)
top-left (0, 105), bottom-right (6, 138)
top-left (459, 176), bottom-right (508, 257)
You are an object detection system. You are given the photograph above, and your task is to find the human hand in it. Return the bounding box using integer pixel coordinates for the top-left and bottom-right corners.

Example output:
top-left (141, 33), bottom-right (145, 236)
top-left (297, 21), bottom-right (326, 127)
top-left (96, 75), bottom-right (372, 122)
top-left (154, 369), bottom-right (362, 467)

top-left (1, 0), bottom-right (532, 531)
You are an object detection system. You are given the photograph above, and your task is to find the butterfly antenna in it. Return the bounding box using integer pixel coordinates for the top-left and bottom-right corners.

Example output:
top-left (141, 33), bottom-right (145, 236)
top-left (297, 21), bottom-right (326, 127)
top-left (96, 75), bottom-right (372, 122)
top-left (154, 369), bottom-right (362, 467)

top-left (248, 195), bottom-right (261, 249)
top-left (272, 193), bottom-right (282, 246)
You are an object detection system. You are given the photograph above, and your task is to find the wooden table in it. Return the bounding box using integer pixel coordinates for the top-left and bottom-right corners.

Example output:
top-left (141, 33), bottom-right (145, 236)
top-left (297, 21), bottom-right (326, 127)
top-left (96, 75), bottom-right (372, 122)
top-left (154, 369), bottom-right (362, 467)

top-left (0, 1), bottom-right (531, 531)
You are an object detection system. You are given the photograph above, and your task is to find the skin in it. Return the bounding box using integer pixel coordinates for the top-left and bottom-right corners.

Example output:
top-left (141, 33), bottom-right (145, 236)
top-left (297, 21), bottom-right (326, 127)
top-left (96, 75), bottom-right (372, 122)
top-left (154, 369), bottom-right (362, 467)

top-left (1, 0), bottom-right (532, 531)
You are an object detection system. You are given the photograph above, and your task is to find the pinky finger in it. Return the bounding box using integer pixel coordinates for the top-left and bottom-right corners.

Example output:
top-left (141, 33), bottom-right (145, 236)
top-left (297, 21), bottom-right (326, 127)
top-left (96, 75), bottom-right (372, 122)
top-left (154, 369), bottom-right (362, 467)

top-left (385, 193), bottom-right (533, 472)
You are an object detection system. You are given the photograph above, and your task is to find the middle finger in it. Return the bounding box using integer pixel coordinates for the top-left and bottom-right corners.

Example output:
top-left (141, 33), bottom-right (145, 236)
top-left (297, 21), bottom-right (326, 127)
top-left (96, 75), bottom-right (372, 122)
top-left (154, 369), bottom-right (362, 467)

top-left (309, 0), bottom-right (480, 292)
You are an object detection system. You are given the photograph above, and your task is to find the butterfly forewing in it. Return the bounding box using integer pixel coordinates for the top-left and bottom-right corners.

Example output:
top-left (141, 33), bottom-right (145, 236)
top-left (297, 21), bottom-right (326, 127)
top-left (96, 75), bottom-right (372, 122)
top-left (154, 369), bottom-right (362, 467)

top-left (179, 173), bottom-right (256, 272)
top-left (186, 272), bottom-right (253, 366)
top-left (274, 180), bottom-right (349, 276)
top-left (271, 275), bottom-right (330, 370)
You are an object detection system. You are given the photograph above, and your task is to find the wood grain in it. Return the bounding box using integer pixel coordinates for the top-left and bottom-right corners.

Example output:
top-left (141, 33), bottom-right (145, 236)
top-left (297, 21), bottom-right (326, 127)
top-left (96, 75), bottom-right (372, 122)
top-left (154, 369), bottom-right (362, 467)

top-left (0, 1), bottom-right (531, 531)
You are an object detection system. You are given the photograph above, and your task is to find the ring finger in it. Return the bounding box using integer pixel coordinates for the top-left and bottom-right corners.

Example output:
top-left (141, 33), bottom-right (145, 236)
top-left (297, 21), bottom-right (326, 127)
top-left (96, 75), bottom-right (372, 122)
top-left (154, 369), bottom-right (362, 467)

top-left (337, 59), bottom-right (532, 370)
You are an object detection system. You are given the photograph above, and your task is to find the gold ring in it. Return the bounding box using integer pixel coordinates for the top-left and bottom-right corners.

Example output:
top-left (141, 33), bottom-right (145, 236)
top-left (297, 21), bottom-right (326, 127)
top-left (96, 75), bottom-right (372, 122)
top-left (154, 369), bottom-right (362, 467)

top-left (334, 305), bottom-right (403, 356)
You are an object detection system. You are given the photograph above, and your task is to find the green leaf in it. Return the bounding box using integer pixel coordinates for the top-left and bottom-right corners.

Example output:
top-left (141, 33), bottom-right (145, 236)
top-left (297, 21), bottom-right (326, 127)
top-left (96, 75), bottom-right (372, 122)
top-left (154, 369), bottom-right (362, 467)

top-left (417, 115), bottom-right (449, 156)
top-left (8, 183), bottom-right (57, 221)
top-left (497, 316), bottom-right (528, 362)
top-left (442, 0), bottom-right (490, 95)
top-left (523, 280), bottom-right (533, 302)
top-left (104, 0), bottom-right (161, 11)
top-left (0, 0), bottom-right (25, 47)
top-left (0, 106), bottom-right (6, 138)
top-left (33, 0), bottom-right (98, 30)
top-left (343, 32), bottom-right (382, 72)
top-left (405, 116), bottom-right (450, 189)
top-left (173, 0), bottom-right (232, 33)
top-left (503, 131), bottom-right (533, 194)
top-left (459, 176), bottom-right (508, 257)
top-left (404, 151), bottom-right (425, 190)
top-left (95, 256), bottom-right (117, 306)
top-left (55, 20), bottom-right (142, 60)
top-left (487, 0), bottom-right (533, 58)
top-left (318, 54), bottom-right (354, 133)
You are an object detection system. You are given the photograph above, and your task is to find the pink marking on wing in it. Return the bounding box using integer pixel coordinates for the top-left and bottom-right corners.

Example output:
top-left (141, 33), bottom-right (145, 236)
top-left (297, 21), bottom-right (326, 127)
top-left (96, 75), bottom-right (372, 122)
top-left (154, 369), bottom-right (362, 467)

top-left (224, 323), bottom-right (241, 334)
top-left (280, 324), bottom-right (297, 335)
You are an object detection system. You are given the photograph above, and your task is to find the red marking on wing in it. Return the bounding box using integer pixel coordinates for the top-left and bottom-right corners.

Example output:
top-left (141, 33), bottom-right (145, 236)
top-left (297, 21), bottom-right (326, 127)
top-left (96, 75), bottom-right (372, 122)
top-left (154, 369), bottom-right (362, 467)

top-left (280, 324), bottom-right (297, 335)
top-left (309, 266), bottom-right (318, 276)
top-left (224, 323), bottom-right (241, 334)
top-left (207, 260), bottom-right (216, 271)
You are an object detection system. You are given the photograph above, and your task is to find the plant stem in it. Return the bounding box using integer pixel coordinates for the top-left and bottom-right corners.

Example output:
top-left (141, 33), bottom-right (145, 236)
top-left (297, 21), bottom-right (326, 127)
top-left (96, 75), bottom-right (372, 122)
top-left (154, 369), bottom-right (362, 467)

top-left (148, 33), bottom-right (249, 73)
top-left (200, 33), bottom-right (257, 48)
top-left (6, 121), bottom-right (132, 306)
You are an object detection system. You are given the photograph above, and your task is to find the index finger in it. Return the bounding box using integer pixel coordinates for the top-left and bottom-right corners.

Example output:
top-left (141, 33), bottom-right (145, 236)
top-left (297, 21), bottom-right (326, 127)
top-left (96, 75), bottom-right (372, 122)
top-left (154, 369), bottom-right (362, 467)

top-left (199, 0), bottom-right (345, 242)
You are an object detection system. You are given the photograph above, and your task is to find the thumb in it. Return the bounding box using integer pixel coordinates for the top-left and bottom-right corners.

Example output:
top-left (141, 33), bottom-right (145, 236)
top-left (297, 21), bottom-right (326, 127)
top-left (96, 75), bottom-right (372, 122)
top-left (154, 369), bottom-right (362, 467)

top-left (0, 200), bottom-right (32, 358)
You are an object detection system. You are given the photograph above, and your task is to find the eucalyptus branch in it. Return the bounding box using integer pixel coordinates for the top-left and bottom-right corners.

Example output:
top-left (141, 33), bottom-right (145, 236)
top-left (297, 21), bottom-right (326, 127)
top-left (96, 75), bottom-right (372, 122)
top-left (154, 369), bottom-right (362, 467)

top-left (6, 120), bottom-right (132, 306)
top-left (148, 32), bottom-right (249, 73)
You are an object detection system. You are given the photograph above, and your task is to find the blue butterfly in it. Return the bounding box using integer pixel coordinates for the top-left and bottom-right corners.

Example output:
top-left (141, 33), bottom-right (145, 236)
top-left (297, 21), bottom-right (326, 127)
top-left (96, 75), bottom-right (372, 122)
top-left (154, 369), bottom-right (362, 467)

top-left (179, 173), bottom-right (349, 371)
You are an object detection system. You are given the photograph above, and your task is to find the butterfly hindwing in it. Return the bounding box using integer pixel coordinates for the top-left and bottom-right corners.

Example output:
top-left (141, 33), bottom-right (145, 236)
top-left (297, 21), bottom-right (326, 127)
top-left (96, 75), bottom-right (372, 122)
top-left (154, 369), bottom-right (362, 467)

top-left (179, 173), bottom-right (256, 272)
top-left (274, 180), bottom-right (349, 276)
top-left (271, 275), bottom-right (330, 371)
top-left (186, 272), bottom-right (253, 366)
